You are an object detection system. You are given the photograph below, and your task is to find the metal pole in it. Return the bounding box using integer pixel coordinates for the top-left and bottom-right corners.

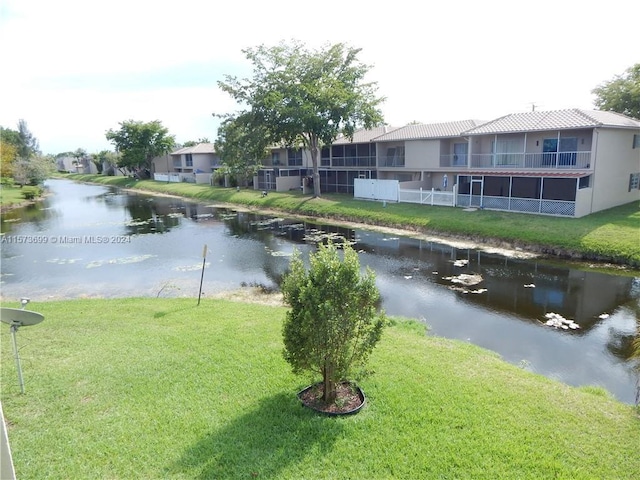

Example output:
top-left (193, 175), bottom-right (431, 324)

top-left (10, 325), bottom-right (24, 394)
top-left (197, 244), bottom-right (207, 306)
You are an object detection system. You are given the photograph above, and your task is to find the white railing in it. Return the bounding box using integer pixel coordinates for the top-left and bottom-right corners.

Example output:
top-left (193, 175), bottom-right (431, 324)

top-left (398, 187), bottom-right (455, 206)
top-left (456, 194), bottom-right (575, 216)
top-left (153, 173), bottom-right (196, 183)
top-left (154, 173), bottom-right (181, 182)
top-left (469, 152), bottom-right (591, 169)
top-left (439, 154), bottom-right (469, 168)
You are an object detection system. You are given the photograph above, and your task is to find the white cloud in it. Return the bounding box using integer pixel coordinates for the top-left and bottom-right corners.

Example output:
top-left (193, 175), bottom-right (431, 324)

top-left (1, 0), bottom-right (638, 153)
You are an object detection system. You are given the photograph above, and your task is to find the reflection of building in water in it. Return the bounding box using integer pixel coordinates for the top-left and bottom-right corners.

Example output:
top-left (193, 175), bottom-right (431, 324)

top-left (346, 231), bottom-right (637, 333)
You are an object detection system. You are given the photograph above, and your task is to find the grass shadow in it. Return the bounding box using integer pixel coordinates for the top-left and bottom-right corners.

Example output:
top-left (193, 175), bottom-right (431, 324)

top-left (167, 392), bottom-right (345, 479)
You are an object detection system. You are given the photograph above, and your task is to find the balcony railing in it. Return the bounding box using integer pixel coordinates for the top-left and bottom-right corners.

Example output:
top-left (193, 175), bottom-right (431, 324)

top-left (332, 156), bottom-right (376, 167)
top-left (380, 155), bottom-right (405, 167)
top-left (469, 151), bottom-right (591, 169)
top-left (440, 154), bottom-right (469, 168)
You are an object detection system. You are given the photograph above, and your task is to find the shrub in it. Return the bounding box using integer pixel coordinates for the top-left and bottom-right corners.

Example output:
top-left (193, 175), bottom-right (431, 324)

top-left (21, 185), bottom-right (42, 200)
top-left (281, 242), bottom-right (387, 404)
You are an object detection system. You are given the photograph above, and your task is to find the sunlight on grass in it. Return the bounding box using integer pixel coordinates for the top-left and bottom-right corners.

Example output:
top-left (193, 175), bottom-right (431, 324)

top-left (1, 298), bottom-right (639, 479)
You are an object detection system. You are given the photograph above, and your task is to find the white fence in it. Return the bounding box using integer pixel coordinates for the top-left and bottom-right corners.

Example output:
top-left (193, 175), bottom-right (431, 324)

top-left (154, 173), bottom-right (212, 184)
top-left (154, 173), bottom-right (182, 183)
top-left (354, 179), bottom-right (399, 201)
top-left (398, 186), bottom-right (456, 206)
top-left (355, 179), bottom-right (455, 207)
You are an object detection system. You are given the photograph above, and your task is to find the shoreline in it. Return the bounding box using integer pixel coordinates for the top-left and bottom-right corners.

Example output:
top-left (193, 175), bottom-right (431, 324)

top-left (125, 186), bottom-right (640, 272)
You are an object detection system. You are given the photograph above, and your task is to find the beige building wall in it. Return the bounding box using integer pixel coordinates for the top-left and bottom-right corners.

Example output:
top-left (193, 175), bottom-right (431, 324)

top-left (590, 128), bottom-right (640, 212)
top-left (405, 140), bottom-right (440, 168)
top-left (574, 187), bottom-right (594, 218)
top-left (193, 153), bottom-right (216, 172)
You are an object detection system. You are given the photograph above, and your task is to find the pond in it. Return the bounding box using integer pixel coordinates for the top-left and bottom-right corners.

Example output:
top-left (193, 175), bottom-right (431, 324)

top-left (1, 179), bottom-right (639, 404)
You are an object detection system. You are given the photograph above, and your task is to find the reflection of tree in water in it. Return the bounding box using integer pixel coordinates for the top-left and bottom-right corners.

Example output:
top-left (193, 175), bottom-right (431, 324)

top-left (122, 197), bottom-right (181, 235)
top-left (1, 201), bottom-right (57, 234)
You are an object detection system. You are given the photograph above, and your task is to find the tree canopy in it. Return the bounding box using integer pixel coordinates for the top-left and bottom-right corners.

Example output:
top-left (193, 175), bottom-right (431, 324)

top-left (218, 40), bottom-right (385, 197)
top-left (1, 120), bottom-right (49, 184)
top-left (105, 120), bottom-right (175, 175)
top-left (592, 63), bottom-right (640, 119)
top-left (214, 113), bottom-right (270, 186)
top-left (281, 242), bottom-right (387, 404)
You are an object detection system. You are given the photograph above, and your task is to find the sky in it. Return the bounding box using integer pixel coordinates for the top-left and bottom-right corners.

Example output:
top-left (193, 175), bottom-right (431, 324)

top-left (1, 0), bottom-right (638, 155)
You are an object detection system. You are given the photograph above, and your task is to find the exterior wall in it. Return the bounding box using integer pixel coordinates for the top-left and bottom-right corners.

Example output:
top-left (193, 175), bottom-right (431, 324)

top-left (405, 140), bottom-right (440, 168)
top-left (193, 153), bottom-right (216, 172)
top-left (574, 186), bottom-right (594, 218)
top-left (276, 175), bottom-right (301, 191)
top-left (590, 128), bottom-right (640, 212)
top-left (376, 170), bottom-right (421, 182)
top-left (151, 154), bottom-right (171, 173)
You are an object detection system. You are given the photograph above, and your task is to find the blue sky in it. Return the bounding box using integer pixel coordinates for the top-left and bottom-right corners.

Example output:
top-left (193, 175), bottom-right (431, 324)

top-left (1, 0), bottom-right (638, 154)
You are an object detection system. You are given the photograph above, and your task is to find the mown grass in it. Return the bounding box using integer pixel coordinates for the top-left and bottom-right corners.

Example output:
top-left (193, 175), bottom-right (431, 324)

top-left (0, 184), bottom-right (29, 207)
top-left (65, 174), bottom-right (640, 267)
top-left (1, 298), bottom-right (639, 479)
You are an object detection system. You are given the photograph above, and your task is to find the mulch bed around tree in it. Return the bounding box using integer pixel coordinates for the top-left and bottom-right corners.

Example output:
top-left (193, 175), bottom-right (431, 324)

top-left (297, 381), bottom-right (365, 415)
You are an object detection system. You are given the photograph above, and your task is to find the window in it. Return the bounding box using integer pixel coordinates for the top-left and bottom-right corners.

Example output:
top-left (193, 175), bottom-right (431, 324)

top-left (272, 152), bottom-right (280, 165)
top-left (579, 175), bottom-right (591, 189)
top-left (633, 134), bottom-right (640, 148)
top-left (492, 137), bottom-right (522, 165)
top-left (542, 137), bottom-right (577, 166)
top-left (629, 173), bottom-right (640, 191)
top-left (287, 148), bottom-right (303, 166)
top-left (385, 146), bottom-right (404, 167)
top-left (185, 154), bottom-right (193, 167)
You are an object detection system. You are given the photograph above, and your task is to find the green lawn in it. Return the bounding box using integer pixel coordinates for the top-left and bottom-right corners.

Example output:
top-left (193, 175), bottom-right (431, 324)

top-left (65, 174), bottom-right (640, 267)
top-left (1, 298), bottom-right (639, 479)
top-left (0, 185), bottom-right (28, 208)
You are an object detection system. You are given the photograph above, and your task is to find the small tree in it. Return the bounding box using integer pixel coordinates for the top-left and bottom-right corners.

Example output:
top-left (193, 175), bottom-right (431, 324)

top-left (281, 242), bottom-right (386, 404)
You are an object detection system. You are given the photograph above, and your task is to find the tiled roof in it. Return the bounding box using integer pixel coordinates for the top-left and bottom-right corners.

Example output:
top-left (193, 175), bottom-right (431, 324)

top-left (464, 109), bottom-right (640, 135)
top-left (332, 126), bottom-right (400, 144)
top-left (171, 143), bottom-right (216, 155)
top-left (374, 120), bottom-right (486, 141)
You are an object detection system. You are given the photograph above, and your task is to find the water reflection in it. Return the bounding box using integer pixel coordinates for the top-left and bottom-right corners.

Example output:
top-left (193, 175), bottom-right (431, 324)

top-left (1, 179), bottom-right (638, 404)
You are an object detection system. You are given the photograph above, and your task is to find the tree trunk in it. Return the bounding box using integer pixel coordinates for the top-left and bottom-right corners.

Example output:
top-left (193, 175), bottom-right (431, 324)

top-left (309, 134), bottom-right (321, 198)
top-left (323, 362), bottom-right (337, 404)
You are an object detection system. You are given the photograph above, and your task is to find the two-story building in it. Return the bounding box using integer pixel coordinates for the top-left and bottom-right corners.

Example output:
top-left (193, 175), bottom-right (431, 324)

top-left (342, 109), bottom-right (639, 217)
top-left (457, 109), bottom-right (640, 217)
top-left (152, 143), bottom-right (222, 183)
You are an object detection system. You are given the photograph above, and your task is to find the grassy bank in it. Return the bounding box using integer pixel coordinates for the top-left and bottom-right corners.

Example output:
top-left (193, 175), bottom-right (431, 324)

top-left (0, 184), bottom-right (29, 208)
top-left (1, 298), bottom-right (638, 479)
top-left (64, 174), bottom-right (640, 267)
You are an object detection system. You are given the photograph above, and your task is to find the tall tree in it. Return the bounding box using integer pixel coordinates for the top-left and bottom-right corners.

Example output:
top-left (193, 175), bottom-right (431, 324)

top-left (105, 120), bottom-right (175, 176)
top-left (218, 40), bottom-right (385, 197)
top-left (214, 113), bottom-right (270, 186)
top-left (17, 119), bottom-right (40, 159)
top-left (592, 63), bottom-right (640, 119)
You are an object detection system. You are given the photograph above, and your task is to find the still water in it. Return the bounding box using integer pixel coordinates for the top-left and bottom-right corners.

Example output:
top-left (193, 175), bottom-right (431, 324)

top-left (1, 179), bottom-right (639, 403)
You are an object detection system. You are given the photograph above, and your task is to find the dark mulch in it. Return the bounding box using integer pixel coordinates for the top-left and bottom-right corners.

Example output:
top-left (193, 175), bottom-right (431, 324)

top-left (298, 381), bottom-right (364, 415)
